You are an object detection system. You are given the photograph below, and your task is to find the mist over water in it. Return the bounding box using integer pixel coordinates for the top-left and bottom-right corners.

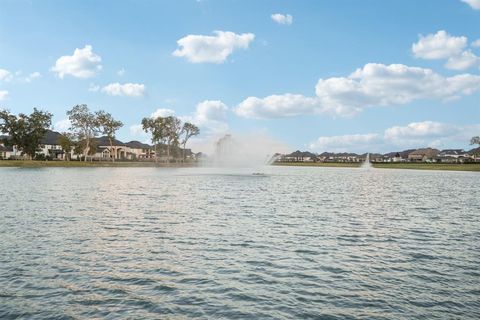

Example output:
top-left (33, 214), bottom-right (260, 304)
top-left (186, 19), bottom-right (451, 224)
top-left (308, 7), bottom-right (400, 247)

top-left (201, 134), bottom-right (286, 170)
top-left (1, 166), bottom-right (479, 319)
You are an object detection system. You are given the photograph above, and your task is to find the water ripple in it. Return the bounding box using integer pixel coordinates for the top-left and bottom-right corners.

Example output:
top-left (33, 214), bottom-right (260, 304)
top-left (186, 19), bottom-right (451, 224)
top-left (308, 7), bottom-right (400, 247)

top-left (0, 166), bottom-right (479, 319)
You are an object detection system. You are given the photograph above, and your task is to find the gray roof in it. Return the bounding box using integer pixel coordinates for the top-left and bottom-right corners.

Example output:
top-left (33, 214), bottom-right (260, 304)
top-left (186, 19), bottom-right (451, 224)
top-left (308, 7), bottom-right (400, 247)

top-left (468, 147), bottom-right (480, 155)
top-left (287, 150), bottom-right (317, 158)
top-left (125, 140), bottom-right (152, 149)
top-left (40, 130), bottom-right (63, 145)
top-left (93, 136), bottom-right (126, 146)
top-left (0, 145), bottom-right (13, 152)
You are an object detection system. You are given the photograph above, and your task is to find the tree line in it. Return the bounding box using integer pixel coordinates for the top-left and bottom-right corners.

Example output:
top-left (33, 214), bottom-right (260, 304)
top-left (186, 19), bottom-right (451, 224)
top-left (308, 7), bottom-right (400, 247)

top-left (0, 105), bottom-right (199, 162)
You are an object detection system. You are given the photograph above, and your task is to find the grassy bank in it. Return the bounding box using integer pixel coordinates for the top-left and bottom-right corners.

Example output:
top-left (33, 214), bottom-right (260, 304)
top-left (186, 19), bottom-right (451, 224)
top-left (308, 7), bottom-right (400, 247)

top-left (372, 162), bottom-right (480, 172)
top-left (0, 160), bottom-right (196, 168)
top-left (273, 161), bottom-right (480, 172)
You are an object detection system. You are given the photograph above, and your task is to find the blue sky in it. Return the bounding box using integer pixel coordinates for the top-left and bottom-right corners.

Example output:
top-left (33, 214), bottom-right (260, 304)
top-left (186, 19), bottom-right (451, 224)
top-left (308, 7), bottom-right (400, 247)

top-left (0, 0), bottom-right (479, 153)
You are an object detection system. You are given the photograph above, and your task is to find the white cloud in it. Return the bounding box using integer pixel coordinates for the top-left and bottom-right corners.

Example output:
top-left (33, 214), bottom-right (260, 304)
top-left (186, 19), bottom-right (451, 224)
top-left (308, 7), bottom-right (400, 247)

top-left (0, 90), bottom-right (8, 100)
top-left (189, 100), bottom-right (229, 135)
top-left (54, 118), bottom-right (71, 132)
top-left (129, 124), bottom-right (145, 136)
top-left (384, 121), bottom-right (480, 149)
top-left (101, 83), bottom-right (145, 97)
top-left (309, 133), bottom-right (381, 153)
top-left (173, 31), bottom-right (255, 63)
top-left (412, 30), bottom-right (467, 60)
top-left (309, 121), bottom-right (480, 153)
top-left (51, 45), bottom-right (102, 79)
top-left (384, 121), bottom-right (455, 141)
top-left (412, 30), bottom-right (480, 70)
top-left (151, 108), bottom-right (175, 118)
top-left (0, 69), bottom-right (41, 83)
top-left (88, 83), bottom-right (100, 92)
top-left (0, 69), bottom-right (13, 82)
top-left (236, 94), bottom-right (325, 119)
top-left (235, 63), bottom-right (480, 119)
top-left (194, 100), bottom-right (228, 123)
top-left (472, 39), bottom-right (480, 48)
top-left (25, 72), bottom-right (41, 83)
top-left (117, 68), bottom-right (125, 76)
top-left (445, 50), bottom-right (480, 70)
top-left (461, 0), bottom-right (480, 9)
top-left (271, 13), bottom-right (293, 25)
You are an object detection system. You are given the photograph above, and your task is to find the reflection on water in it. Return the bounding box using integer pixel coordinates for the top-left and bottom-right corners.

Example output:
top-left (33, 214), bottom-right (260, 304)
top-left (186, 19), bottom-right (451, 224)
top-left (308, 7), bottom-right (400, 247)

top-left (0, 166), bottom-right (479, 319)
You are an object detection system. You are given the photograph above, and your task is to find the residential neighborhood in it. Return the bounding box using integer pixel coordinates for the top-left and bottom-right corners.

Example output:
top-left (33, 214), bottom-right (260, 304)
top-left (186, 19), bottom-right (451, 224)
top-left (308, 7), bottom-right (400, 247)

top-left (0, 129), bottom-right (195, 162)
top-left (277, 147), bottom-right (480, 164)
top-left (0, 105), bottom-right (200, 163)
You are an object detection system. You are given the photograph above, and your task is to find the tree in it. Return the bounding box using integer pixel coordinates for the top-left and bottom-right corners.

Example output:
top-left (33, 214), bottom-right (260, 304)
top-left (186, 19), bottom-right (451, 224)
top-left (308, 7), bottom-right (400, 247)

top-left (180, 122), bottom-right (199, 161)
top-left (58, 132), bottom-right (75, 161)
top-left (67, 105), bottom-right (99, 162)
top-left (471, 136), bottom-right (480, 158)
top-left (0, 108), bottom-right (52, 159)
top-left (74, 138), bottom-right (98, 161)
top-left (164, 116), bottom-right (182, 162)
top-left (142, 116), bottom-right (167, 163)
top-left (96, 111), bottom-right (123, 162)
top-left (471, 136), bottom-right (480, 147)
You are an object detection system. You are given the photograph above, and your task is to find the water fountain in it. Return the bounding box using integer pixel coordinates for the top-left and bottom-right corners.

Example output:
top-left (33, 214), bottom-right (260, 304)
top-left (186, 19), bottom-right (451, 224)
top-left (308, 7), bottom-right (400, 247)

top-left (362, 153), bottom-right (372, 169)
top-left (201, 134), bottom-right (285, 175)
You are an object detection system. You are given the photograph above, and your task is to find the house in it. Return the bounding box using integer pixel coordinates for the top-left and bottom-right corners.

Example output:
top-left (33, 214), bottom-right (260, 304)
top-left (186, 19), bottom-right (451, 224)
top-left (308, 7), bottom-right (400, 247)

top-left (90, 136), bottom-right (129, 160)
top-left (125, 141), bottom-right (155, 160)
top-left (318, 152), bottom-right (335, 162)
top-left (408, 148), bottom-right (439, 162)
top-left (282, 150), bottom-right (317, 162)
top-left (367, 153), bottom-right (383, 163)
top-left (468, 147), bottom-right (480, 161)
top-left (334, 153), bottom-right (361, 162)
top-left (437, 149), bottom-right (471, 163)
top-left (1, 130), bottom-right (66, 160)
top-left (37, 130), bottom-right (65, 159)
top-left (0, 135), bottom-right (24, 159)
top-left (387, 152), bottom-right (404, 162)
top-left (0, 144), bottom-right (14, 159)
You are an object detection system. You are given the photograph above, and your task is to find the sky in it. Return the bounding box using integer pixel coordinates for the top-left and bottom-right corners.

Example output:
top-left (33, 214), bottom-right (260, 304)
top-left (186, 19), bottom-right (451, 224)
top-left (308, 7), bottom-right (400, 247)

top-left (0, 0), bottom-right (479, 154)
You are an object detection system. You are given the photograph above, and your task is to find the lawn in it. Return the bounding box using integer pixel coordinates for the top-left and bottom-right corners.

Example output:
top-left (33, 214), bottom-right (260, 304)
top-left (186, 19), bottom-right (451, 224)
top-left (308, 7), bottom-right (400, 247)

top-left (0, 160), bottom-right (194, 168)
top-left (372, 162), bottom-right (480, 172)
top-left (273, 161), bottom-right (480, 172)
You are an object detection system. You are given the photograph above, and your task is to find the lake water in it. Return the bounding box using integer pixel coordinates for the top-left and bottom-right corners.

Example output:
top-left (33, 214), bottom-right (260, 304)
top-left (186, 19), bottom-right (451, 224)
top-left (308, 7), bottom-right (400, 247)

top-left (1, 166), bottom-right (479, 319)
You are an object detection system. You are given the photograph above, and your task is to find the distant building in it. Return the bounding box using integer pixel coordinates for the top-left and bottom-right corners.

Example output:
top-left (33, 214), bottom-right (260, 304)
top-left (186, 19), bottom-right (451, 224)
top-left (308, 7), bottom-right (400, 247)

top-left (282, 150), bottom-right (317, 162)
top-left (437, 149), bottom-right (471, 163)
top-left (408, 148), bottom-right (439, 162)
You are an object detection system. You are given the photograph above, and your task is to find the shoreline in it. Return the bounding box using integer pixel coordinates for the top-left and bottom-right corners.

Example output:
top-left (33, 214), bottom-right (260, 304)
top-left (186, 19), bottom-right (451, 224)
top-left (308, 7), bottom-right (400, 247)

top-left (0, 160), bottom-right (197, 168)
top-left (1, 160), bottom-right (479, 172)
top-left (273, 162), bottom-right (480, 172)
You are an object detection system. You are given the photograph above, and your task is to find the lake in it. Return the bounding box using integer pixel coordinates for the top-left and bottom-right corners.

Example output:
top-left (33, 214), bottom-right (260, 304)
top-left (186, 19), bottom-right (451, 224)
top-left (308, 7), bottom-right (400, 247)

top-left (1, 166), bottom-right (479, 319)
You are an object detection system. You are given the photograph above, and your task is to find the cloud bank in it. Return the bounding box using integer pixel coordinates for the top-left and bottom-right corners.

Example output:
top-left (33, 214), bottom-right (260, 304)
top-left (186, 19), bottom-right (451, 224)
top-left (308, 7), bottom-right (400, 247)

top-left (309, 121), bottom-right (480, 153)
top-left (235, 63), bottom-right (480, 119)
